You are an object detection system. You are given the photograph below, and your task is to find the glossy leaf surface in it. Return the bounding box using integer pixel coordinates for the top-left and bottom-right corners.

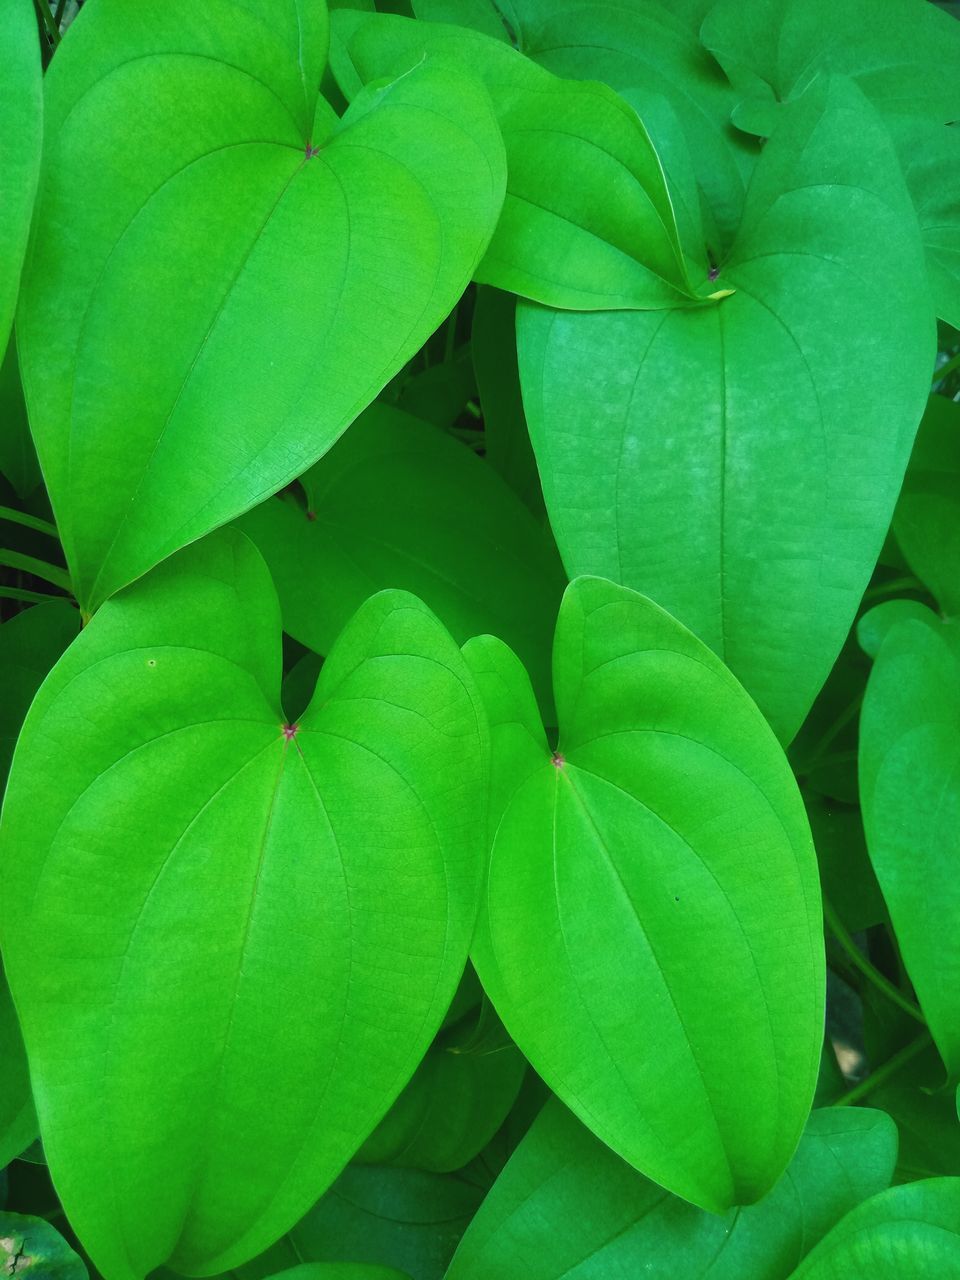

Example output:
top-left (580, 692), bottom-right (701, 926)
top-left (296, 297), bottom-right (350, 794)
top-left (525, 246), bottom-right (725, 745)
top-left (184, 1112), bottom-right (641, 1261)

top-left (518, 78), bottom-right (933, 742)
top-left (0, 529), bottom-right (486, 1280)
top-left (859, 608), bottom-right (960, 1079)
top-left (447, 1102), bottom-right (896, 1279)
top-left (237, 402), bottom-right (564, 712)
top-left (466, 576), bottom-right (824, 1212)
top-left (0, 0), bottom-right (42, 353)
top-left (19, 0), bottom-right (505, 613)
top-left (788, 1178), bottom-right (960, 1278)
top-left (330, 10), bottom-right (697, 309)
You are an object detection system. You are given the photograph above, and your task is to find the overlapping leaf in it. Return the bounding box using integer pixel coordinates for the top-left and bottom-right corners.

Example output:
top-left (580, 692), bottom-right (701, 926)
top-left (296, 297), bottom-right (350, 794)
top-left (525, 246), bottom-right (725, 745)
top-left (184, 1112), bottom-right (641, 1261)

top-left (331, 10), bottom-right (700, 309)
top-left (465, 576), bottom-right (824, 1212)
top-left (447, 1102), bottom-right (896, 1279)
top-left (236, 402), bottom-right (564, 713)
top-left (0, 528), bottom-right (486, 1280)
top-left (859, 606), bottom-right (960, 1081)
top-left (892, 394), bottom-right (960, 616)
top-left (787, 1178), bottom-right (960, 1278)
top-left (0, 0), bottom-right (42, 354)
top-left (518, 77), bottom-right (933, 742)
top-left (19, 0), bottom-right (505, 614)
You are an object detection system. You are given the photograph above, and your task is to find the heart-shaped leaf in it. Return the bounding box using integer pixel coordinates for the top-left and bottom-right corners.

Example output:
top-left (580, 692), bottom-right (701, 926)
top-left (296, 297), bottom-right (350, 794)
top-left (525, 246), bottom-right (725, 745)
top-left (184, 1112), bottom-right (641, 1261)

top-left (330, 10), bottom-right (699, 309)
top-left (19, 0), bottom-right (505, 615)
top-left (0, 528), bottom-right (486, 1280)
top-left (236, 401), bottom-right (565, 715)
top-left (518, 77), bottom-right (934, 742)
top-left (702, 0), bottom-right (960, 134)
top-left (464, 576), bottom-right (824, 1212)
top-left (787, 1178), bottom-right (960, 1278)
top-left (0, 0), bottom-right (42, 354)
top-left (447, 1102), bottom-right (896, 1280)
top-left (859, 607), bottom-right (960, 1080)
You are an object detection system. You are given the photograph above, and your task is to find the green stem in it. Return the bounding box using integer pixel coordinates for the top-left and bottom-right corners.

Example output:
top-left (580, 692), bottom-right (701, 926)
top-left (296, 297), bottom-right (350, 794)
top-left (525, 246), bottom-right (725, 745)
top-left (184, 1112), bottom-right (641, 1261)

top-left (34, 0), bottom-right (61, 46)
top-left (0, 548), bottom-right (71, 591)
top-left (834, 1031), bottom-right (932, 1106)
top-left (54, 0), bottom-right (67, 23)
top-left (824, 897), bottom-right (925, 1024)
top-left (933, 350), bottom-right (960, 385)
top-left (0, 585), bottom-right (62, 605)
top-left (862, 575), bottom-right (924, 604)
top-left (0, 505), bottom-right (58, 539)
top-left (443, 303), bottom-right (459, 364)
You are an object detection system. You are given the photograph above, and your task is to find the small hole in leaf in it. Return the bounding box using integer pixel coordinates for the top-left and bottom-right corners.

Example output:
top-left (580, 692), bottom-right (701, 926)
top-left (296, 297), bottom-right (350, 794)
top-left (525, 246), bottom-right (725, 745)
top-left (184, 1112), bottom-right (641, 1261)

top-left (147, 659), bottom-right (156, 668)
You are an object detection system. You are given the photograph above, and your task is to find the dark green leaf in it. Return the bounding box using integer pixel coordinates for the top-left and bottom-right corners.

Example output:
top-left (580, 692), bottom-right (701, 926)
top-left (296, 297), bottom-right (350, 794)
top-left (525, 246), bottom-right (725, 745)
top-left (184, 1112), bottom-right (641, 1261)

top-left (892, 394), bottom-right (960, 616)
top-left (0, 1212), bottom-right (86, 1280)
top-left (0, 601), bottom-right (79, 787)
top-left (0, 341), bottom-right (41, 501)
top-left (0, 967), bottom-right (36, 1171)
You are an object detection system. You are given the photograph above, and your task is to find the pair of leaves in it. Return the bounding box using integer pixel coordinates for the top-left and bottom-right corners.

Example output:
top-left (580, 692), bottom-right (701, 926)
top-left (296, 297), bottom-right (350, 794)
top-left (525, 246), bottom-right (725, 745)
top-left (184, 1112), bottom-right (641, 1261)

top-left (518, 76), bottom-right (933, 743)
top-left (330, 9), bottom-right (703, 309)
top-left (465, 575), bottom-right (823, 1211)
top-left (0, 528), bottom-right (487, 1280)
top-left (446, 1100), bottom-right (896, 1279)
top-left (20, 0), bottom-right (506, 614)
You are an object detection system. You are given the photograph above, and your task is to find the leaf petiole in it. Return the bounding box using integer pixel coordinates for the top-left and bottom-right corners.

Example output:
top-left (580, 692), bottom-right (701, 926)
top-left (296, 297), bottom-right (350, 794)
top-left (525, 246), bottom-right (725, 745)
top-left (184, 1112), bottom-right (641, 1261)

top-left (823, 897), bottom-right (925, 1024)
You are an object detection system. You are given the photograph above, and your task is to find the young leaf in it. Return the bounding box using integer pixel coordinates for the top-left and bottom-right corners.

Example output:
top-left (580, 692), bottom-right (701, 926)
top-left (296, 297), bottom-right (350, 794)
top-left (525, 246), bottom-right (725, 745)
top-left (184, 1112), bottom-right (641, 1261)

top-left (447, 1101), bottom-right (896, 1279)
top-left (786, 1178), bottom-right (960, 1278)
top-left (465, 576), bottom-right (824, 1213)
top-left (330, 10), bottom-right (699, 309)
top-left (0, 528), bottom-right (486, 1280)
top-left (518, 77), bottom-right (934, 743)
top-left (19, 0), bottom-right (506, 614)
top-left (0, 0), bottom-right (42, 354)
top-left (859, 608), bottom-right (960, 1080)
top-left (236, 402), bottom-right (565, 715)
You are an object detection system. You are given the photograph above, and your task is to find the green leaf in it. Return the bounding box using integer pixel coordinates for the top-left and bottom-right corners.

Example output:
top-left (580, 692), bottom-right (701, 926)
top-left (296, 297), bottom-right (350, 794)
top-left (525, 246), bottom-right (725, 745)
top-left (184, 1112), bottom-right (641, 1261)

top-left (891, 121), bottom-right (960, 330)
top-left (413, 0), bottom-right (514, 42)
top-left (465, 576), bottom-right (824, 1212)
top-left (804, 796), bottom-right (884, 935)
top-left (0, 340), bottom-right (41, 501)
top-left (330, 10), bottom-right (698, 309)
top-left (262, 1267), bottom-right (411, 1280)
top-left (0, 966), bottom-right (36, 1170)
top-left (0, 1212), bottom-right (87, 1280)
top-left (518, 77), bottom-right (934, 743)
top-left (19, 0), bottom-right (505, 614)
top-left (0, 0), bottom-right (42, 354)
top-left (236, 402), bottom-right (565, 715)
top-left (787, 1178), bottom-right (960, 1278)
top-left (859, 607), bottom-right (960, 1079)
top-left (0, 600), bottom-right (79, 787)
top-left (471, 287), bottom-right (545, 517)
top-left (858, 600), bottom-right (936, 662)
top-left (284, 1162), bottom-right (489, 1280)
top-left (0, 528), bottom-right (486, 1280)
top-left (702, 0), bottom-right (960, 135)
top-left (892, 394), bottom-right (960, 616)
top-left (447, 1101), bottom-right (896, 1279)
top-left (356, 1032), bottom-right (526, 1172)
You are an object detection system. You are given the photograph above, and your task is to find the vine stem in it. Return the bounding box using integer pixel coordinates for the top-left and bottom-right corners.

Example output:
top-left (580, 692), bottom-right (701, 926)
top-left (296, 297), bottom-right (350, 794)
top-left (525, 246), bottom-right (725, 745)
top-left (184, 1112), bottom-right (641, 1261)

top-left (0, 585), bottom-right (61, 605)
top-left (823, 897), bottom-right (925, 1024)
top-left (0, 549), bottom-right (71, 591)
top-left (0, 505), bottom-right (58, 538)
top-left (834, 1031), bottom-right (932, 1107)
top-left (33, 0), bottom-right (61, 46)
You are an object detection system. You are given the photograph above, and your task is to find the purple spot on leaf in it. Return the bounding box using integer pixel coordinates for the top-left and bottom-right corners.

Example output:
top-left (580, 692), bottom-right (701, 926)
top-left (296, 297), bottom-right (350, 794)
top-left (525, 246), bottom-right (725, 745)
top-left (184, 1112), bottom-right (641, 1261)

top-left (551, 751), bottom-right (565, 768)
top-left (281, 723), bottom-right (300, 741)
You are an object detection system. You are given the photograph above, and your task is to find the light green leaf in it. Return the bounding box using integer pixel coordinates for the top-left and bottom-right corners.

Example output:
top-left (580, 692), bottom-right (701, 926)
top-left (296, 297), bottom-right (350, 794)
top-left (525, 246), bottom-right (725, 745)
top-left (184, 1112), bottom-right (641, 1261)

top-left (465, 576), bottom-right (824, 1212)
top-left (702, 0), bottom-right (960, 134)
top-left (19, 0), bottom-right (505, 614)
top-left (787, 1178), bottom-right (960, 1278)
top-left (236, 402), bottom-right (565, 714)
top-left (0, 528), bottom-right (486, 1280)
top-left (0, 0), bottom-right (42, 354)
top-left (0, 967), bottom-right (36, 1170)
top-left (447, 1101), bottom-right (896, 1279)
top-left (518, 77), bottom-right (934, 743)
top-left (892, 394), bottom-right (960, 616)
top-left (330, 10), bottom-right (698, 309)
top-left (859, 608), bottom-right (960, 1079)
top-left (0, 1212), bottom-right (87, 1280)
